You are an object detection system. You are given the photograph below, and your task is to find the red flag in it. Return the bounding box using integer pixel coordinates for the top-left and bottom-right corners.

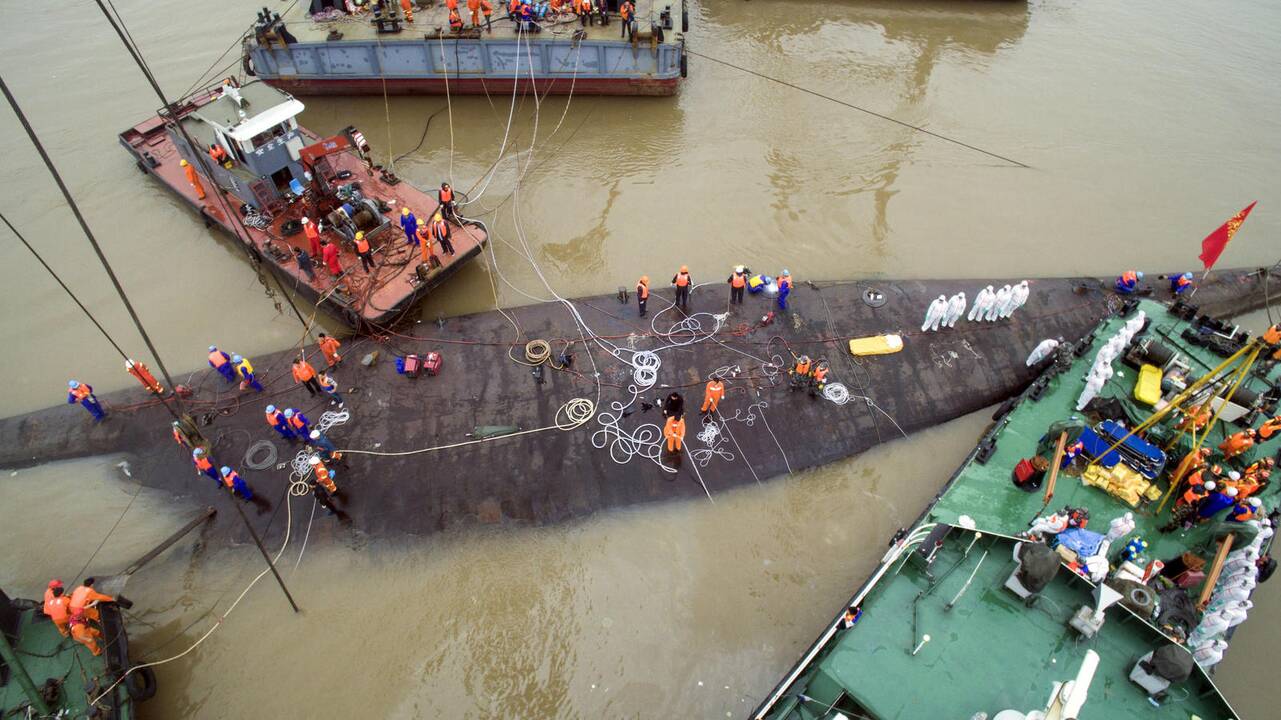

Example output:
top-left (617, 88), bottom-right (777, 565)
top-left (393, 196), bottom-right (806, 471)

top-left (1199, 202), bottom-right (1257, 271)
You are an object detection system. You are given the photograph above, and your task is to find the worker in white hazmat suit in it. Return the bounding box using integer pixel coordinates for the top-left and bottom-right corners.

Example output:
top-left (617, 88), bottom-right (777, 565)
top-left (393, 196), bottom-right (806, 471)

top-left (1076, 374), bottom-right (1107, 411)
top-left (968, 286), bottom-right (995, 322)
top-left (988, 285), bottom-right (1012, 321)
top-left (1007, 280), bottom-right (1029, 316)
top-left (1026, 338), bottom-right (1061, 366)
top-left (921, 295), bottom-right (948, 332)
top-left (1105, 512), bottom-right (1135, 542)
top-left (943, 292), bottom-right (966, 328)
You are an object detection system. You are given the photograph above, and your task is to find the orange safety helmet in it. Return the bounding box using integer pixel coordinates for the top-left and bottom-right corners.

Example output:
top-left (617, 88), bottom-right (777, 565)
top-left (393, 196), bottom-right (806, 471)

top-left (640, 275), bottom-right (649, 284)
top-left (680, 265), bottom-right (688, 273)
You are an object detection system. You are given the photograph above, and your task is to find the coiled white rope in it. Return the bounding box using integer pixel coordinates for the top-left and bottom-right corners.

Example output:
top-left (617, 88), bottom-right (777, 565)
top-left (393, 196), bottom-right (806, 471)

top-left (822, 382), bottom-right (851, 405)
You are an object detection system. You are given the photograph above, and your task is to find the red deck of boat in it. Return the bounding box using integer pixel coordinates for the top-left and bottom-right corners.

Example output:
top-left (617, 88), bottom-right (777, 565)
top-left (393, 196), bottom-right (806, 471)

top-left (120, 108), bottom-right (484, 327)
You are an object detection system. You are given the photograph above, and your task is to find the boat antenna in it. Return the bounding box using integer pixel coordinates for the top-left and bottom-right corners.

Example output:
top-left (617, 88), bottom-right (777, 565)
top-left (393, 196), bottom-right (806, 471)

top-left (90, 0), bottom-right (316, 337)
top-left (0, 75), bottom-right (186, 421)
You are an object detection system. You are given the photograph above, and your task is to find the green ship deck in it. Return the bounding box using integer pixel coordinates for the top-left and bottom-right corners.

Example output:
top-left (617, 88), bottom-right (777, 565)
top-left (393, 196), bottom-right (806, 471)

top-left (0, 601), bottom-right (138, 718)
top-left (757, 297), bottom-right (1281, 720)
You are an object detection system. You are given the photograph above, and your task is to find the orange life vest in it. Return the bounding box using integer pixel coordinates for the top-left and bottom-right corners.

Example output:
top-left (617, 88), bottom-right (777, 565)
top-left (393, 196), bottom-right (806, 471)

top-left (481, 0), bottom-right (493, 14)
top-left (1260, 417), bottom-right (1281, 440)
top-left (70, 384), bottom-right (92, 402)
top-left (579, 0), bottom-right (591, 12)
top-left (731, 272), bottom-right (746, 288)
top-left (208, 350), bottom-right (228, 367)
top-left (43, 593), bottom-right (70, 625)
top-left (313, 463), bottom-right (336, 491)
top-left (194, 454), bottom-right (213, 472)
top-left (1121, 271), bottom-right (1138, 284)
top-left (440, 186), bottom-right (454, 203)
top-left (621, 1), bottom-right (632, 19)
top-left (304, 223), bottom-right (320, 241)
top-left (1262, 324), bottom-right (1280, 345)
top-left (209, 145), bottom-right (229, 163)
top-left (266, 409), bottom-right (283, 427)
top-left (636, 279), bottom-right (649, 299)
top-left (449, 9), bottom-right (462, 28)
top-left (356, 236), bottom-right (370, 254)
top-left (69, 586), bottom-right (110, 614)
top-left (813, 366), bottom-right (828, 382)
top-left (675, 272), bottom-right (690, 287)
top-left (319, 337), bottom-right (341, 357)
top-left (288, 414), bottom-right (307, 431)
top-left (446, 0), bottom-right (458, 9)
top-left (222, 470), bottom-right (241, 489)
top-left (430, 219), bottom-right (449, 241)
top-left (794, 359), bottom-right (811, 376)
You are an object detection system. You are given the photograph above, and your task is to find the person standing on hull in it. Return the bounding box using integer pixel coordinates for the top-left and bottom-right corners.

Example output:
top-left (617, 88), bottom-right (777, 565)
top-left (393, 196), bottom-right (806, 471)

top-left (208, 345), bottom-right (235, 383)
top-left (430, 213), bottom-right (455, 257)
top-left (777, 270), bottom-right (793, 311)
top-left (438, 182), bottom-right (457, 223)
top-left (620, 0), bottom-right (634, 39)
top-left (672, 265), bottom-right (692, 312)
top-left (701, 377), bottom-right (725, 416)
top-left (636, 275), bottom-right (650, 317)
top-left (293, 356), bottom-right (322, 397)
top-left (67, 380), bottom-right (105, 421)
top-left (233, 354), bottom-right (263, 392)
top-left (179, 158), bottom-right (205, 200)
top-left (355, 231), bottom-right (375, 272)
top-left (318, 333), bottom-right (342, 368)
top-left (293, 246), bottom-right (316, 283)
top-left (302, 217), bottom-right (322, 258)
top-left (400, 207), bottom-right (418, 247)
top-left (727, 266), bottom-right (749, 306)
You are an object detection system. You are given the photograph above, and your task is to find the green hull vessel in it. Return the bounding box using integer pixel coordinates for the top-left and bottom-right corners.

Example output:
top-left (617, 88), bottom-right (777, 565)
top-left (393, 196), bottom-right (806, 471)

top-left (1, 591), bottom-right (148, 718)
top-left (754, 297), bottom-right (1281, 720)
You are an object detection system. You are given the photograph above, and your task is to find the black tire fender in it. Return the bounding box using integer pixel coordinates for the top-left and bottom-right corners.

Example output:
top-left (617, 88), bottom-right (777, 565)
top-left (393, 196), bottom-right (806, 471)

top-left (992, 397), bottom-right (1018, 422)
top-left (126, 666), bottom-right (158, 702)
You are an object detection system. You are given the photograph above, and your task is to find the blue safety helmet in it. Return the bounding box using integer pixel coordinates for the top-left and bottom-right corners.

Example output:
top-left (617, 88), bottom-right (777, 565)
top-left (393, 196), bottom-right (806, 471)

top-left (782, 269), bottom-right (790, 275)
top-left (266, 404), bottom-right (276, 413)
top-left (232, 354), bottom-right (243, 363)
top-left (193, 447), bottom-right (204, 456)
top-left (283, 409), bottom-right (294, 418)
top-left (220, 466), bottom-right (232, 476)
top-left (208, 345), bottom-right (217, 352)
top-left (1181, 272), bottom-right (1193, 281)
top-left (1136, 271), bottom-right (1145, 279)
top-left (68, 380), bottom-right (79, 388)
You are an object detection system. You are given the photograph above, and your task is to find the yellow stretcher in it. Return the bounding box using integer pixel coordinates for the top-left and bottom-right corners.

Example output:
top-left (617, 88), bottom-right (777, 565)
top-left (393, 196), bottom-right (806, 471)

top-left (848, 334), bottom-right (904, 357)
top-left (1134, 364), bottom-right (1162, 405)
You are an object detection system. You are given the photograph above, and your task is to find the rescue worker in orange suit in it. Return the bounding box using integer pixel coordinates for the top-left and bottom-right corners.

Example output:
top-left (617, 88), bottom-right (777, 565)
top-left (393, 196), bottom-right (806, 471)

top-left (1162, 479), bottom-right (1216, 532)
top-left (208, 143), bottom-right (231, 168)
top-left (69, 578), bottom-right (114, 625)
top-left (69, 613), bottom-right (104, 656)
top-left (355, 231), bottom-right (375, 272)
top-left (672, 265), bottom-right (692, 311)
top-left (727, 265), bottom-right (749, 305)
top-left (1263, 324), bottom-right (1281, 346)
top-left (208, 345), bottom-right (235, 383)
top-left (788, 355), bottom-right (811, 390)
top-left (192, 447), bottom-right (220, 483)
top-left (1218, 428), bottom-right (1257, 461)
top-left (309, 456), bottom-right (341, 498)
top-left (1173, 447), bottom-right (1211, 483)
top-left (809, 361), bottom-right (830, 397)
top-left (636, 275), bottom-right (650, 317)
top-left (664, 414), bottom-right (686, 453)
top-left (43, 580), bottom-right (71, 637)
top-left (292, 356), bottom-right (322, 396)
top-left (125, 359), bottom-right (164, 395)
top-left (400, 0), bottom-right (414, 22)
top-left (438, 182), bottom-right (456, 222)
top-left (67, 380), bottom-right (105, 421)
top-left (417, 218), bottom-right (437, 267)
top-left (430, 213), bottom-right (455, 256)
top-left (302, 217), bottom-right (322, 258)
top-left (701, 377), bottom-right (725, 415)
top-left (1176, 403), bottom-right (1212, 433)
top-left (321, 240), bottom-right (342, 276)
top-left (480, 0), bottom-right (494, 31)
top-left (468, 0), bottom-right (482, 27)
top-left (1260, 415), bottom-right (1281, 441)
top-left (578, 0), bottom-right (593, 26)
top-left (179, 158), bottom-right (205, 200)
top-left (318, 333), bottom-right (342, 367)
top-left (449, 6), bottom-right (464, 30)
top-left (1229, 497), bottom-right (1263, 523)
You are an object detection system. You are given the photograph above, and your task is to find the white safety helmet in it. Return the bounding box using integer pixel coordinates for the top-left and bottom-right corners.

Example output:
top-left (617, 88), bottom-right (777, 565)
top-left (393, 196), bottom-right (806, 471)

top-left (1249, 498), bottom-right (1262, 508)
top-left (308, 456), bottom-right (320, 466)
top-left (1204, 481), bottom-right (1216, 491)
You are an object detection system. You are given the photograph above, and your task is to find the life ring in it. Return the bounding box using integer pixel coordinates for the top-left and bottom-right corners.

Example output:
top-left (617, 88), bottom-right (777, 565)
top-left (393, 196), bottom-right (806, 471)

top-left (125, 666), bottom-right (158, 702)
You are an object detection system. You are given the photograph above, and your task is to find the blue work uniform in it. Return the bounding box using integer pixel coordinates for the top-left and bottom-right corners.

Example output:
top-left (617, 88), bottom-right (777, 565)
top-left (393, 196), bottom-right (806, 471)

top-left (310, 431), bottom-right (338, 461)
top-left (68, 385), bottom-right (105, 421)
top-left (234, 358), bottom-right (263, 392)
top-left (267, 409), bottom-right (294, 440)
top-left (1197, 491), bottom-right (1235, 519)
top-left (223, 470), bottom-right (254, 501)
top-left (400, 211), bottom-right (418, 246)
top-left (777, 277), bottom-right (792, 311)
top-left (209, 350), bottom-right (235, 383)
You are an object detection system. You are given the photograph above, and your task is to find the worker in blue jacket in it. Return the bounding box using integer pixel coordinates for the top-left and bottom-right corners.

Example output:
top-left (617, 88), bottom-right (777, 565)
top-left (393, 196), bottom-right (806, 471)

top-left (400, 207), bottom-right (418, 246)
top-left (1196, 485), bottom-right (1238, 522)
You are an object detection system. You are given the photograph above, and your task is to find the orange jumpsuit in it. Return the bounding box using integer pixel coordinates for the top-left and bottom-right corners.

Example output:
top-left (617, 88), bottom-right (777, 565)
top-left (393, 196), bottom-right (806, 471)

top-left (701, 379), bottom-right (725, 413)
top-left (417, 223), bottom-right (436, 265)
top-left (43, 589), bottom-right (71, 637)
top-left (1258, 416), bottom-right (1281, 441)
top-left (1218, 430), bottom-right (1256, 460)
top-left (318, 336), bottom-right (342, 366)
top-left (70, 616), bottom-right (103, 656)
top-left (1177, 404), bottom-right (1212, 433)
top-left (292, 360), bottom-right (317, 385)
top-left (183, 162), bottom-right (206, 200)
top-left (400, 0), bottom-right (414, 22)
top-left (313, 462), bottom-right (338, 494)
top-left (664, 416), bottom-right (685, 453)
top-left (69, 584), bottom-right (114, 624)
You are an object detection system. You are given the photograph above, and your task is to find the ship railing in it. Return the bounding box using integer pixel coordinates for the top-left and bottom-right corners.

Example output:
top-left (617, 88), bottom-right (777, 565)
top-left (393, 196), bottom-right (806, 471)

top-left (751, 523), bottom-right (938, 720)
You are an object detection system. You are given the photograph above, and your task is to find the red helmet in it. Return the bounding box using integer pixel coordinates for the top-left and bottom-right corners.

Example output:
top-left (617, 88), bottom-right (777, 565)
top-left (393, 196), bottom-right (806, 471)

top-left (48, 579), bottom-right (63, 589)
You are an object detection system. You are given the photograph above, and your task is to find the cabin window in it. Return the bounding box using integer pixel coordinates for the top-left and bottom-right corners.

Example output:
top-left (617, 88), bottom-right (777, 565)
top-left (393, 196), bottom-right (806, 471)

top-left (250, 122), bottom-right (293, 149)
